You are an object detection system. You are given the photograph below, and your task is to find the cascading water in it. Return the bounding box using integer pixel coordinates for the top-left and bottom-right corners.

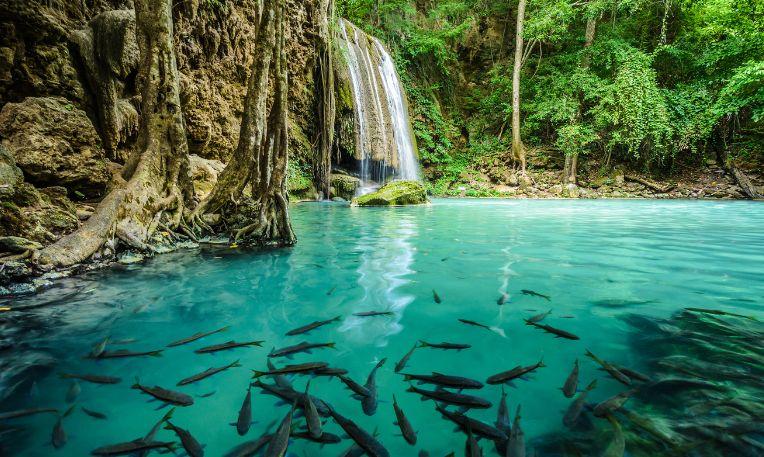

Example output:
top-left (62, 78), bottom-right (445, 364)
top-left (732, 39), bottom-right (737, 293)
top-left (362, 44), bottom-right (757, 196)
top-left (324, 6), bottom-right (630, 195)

top-left (339, 20), bottom-right (421, 193)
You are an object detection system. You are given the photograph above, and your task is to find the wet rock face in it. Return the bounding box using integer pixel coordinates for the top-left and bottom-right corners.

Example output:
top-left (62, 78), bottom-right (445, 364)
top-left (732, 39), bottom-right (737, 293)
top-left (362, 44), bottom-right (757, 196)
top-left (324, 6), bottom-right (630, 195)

top-left (352, 180), bottom-right (428, 206)
top-left (0, 97), bottom-right (110, 197)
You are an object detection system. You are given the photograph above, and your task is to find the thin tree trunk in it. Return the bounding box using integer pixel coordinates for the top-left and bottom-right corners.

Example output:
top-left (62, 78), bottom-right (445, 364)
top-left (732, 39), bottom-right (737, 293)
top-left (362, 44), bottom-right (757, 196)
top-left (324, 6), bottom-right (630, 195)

top-left (511, 0), bottom-right (527, 173)
top-left (313, 0), bottom-right (335, 199)
top-left (37, 0), bottom-right (191, 267)
top-left (564, 17), bottom-right (596, 185)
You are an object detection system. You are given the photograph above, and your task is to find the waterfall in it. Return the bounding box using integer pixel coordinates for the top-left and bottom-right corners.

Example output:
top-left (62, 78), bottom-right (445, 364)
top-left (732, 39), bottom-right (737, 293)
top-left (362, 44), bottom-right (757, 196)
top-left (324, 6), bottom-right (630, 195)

top-left (339, 20), bottom-right (421, 192)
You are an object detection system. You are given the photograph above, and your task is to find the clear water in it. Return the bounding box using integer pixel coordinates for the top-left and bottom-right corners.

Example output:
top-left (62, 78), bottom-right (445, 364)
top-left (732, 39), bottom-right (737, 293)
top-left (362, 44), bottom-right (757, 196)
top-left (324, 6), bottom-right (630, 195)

top-left (2, 199), bottom-right (763, 456)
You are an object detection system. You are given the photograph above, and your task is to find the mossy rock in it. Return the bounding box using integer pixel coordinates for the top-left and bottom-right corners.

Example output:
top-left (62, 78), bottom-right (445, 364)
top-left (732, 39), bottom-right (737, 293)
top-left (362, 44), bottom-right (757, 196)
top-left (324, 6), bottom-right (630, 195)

top-left (352, 180), bottom-right (429, 206)
top-left (330, 173), bottom-right (360, 200)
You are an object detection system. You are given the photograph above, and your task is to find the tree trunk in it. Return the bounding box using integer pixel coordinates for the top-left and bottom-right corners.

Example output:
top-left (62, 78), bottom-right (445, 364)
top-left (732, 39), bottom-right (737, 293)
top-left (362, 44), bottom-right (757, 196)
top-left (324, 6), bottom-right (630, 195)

top-left (511, 0), bottom-right (527, 173)
top-left (717, 147), bottom-right (763, 199)
top-left (564, 17), bottom-right (596, 185)
top-left (37, 0), bottom-right (192, 267)
top-left (313, 0), bottom-right (335, 199)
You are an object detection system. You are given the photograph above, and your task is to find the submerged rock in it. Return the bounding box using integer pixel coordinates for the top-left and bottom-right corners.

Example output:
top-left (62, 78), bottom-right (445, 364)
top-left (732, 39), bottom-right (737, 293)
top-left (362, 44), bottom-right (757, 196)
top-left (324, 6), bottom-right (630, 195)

top-left (352, 180), bottom-right (428, 206)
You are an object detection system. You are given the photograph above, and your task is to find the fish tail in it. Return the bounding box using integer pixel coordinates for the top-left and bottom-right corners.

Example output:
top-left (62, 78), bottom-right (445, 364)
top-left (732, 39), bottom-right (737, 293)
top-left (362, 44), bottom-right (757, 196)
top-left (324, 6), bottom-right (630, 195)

top-left (417, 341), bottom-right (429, 348)
top-left (403, 374), bottom-right (412, 381)
top-left (220, 325), bottom-right (231, 332)
top-left (405, 385), bottom-right (415, 393)
top-left (62, 405), bottom-right (75, 418)
top-left (331, 315), bottom-right (342, 322)
top-left (327, 342), bottom-right (336, 349)
top-left (490, 326), bottom-right (507, 338)
top-left (131, 377), bottom-right (140, 389)
top-left (162, 407), bottom-right (176, 422)
top-left (251, 341), bottom-right (264, 347)
top-left (163, 423), bottom-right (173, 431)
top-left (231, 359), bottom-right (242, 368)
top-left (252, 370), bottom-right (266, 378)
top-left (149, 350), bottom-right (163, 357)
top-left (538, 358), bottom-right (546, 368)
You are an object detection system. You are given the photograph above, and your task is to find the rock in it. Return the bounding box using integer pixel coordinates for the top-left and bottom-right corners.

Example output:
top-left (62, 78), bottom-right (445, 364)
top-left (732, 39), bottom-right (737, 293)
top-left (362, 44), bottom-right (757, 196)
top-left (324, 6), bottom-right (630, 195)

top-left (614, 173), bottom-right (625, 186)
top-left (189, 154), bottom-right (225, 199)
top-left (0, 236), bottom-right (43, 253)
top-left (352, 180), bottom-right (428, 206)
top-left (0, 145), bottom-right (23, 198)
top-left (0, 97), bottom-right (110, 197)
top-left (330, 173), bottom-right (360, 200)
top-left (564, 183), bottom-right (580, 198)
top-left (331, 196), bottom-right (347, 202)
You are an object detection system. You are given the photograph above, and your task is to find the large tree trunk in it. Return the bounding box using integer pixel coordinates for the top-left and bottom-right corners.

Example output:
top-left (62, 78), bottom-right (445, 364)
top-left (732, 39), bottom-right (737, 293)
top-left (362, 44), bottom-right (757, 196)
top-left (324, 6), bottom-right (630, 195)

top-left (511, 0), bottom-right (527, 173)
top-left (313, 0), bottom-right (335, 199)
top-left (36, 0), bottom-right (192, 267)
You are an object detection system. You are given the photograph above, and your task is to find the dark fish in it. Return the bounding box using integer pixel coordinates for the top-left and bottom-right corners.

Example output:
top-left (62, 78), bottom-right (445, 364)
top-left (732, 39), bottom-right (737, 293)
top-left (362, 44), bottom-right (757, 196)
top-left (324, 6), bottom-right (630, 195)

top-left (0, 408), bottom-right (58, 420)
top-left (684, 307), bottom-right (757, 321)
top-left (353, 310), bottom-right (394, 317)
top-left (585, 350), bottom-right (631, 385)
top-left (198, 391), bottom-right (216, 398)
top-left (458, 319), bottom-right (506, 337)
top-left (267, 359), bottom-right (293, 389)
top-left (362, 358), bottom-right (387, 416)
top-left (60, 373), bottom-right (121, 385)
top-left (195, 340), bottom-right (263, 354)
top-left (81, 407), bottom-right (107, 420)
top-left (236, 385), bottom-right (253, 436)
top-left (52, 405), bottom-right (74, 449)
top-left (264, 401), bottom-right (296, 457)
top-left (402, 372), bottom-right (483, 390)
top-left (223, 432), bottom-right (272, 457)
top-left (525, 309), bottom-right (551, 324)
top-left (285, 316), bottom-right (341, 336)
top-left (496, 386), bottom-right (511, 435)
top-left (137, 408), bottom-right (175, 457)
top-left (393, 394), bottom-right (417, 445)
top-left (640, 378), bottom-right (725, 394)
top-left (164, 420), bottom-right (204, 457)
top-left (268, 341), bottom-right (335, 359)
top-left (339, 375), bottom-right (371, 397)
top-left (418, 341), bottom-right (471, 351)
top-left (91, 439), bottom-right (176, 455)
top-left (465, 422), bottom-right (482, 457)
top-left (602, 414), bottom-right (625, 457)
top-left (252, 380), bottom-right (332, 416)
top-left (407, 385), bottom-right (491, 409)
top-left (65, 381), bottom-right (81, 403)
top-left (328, 406), bottom-right (390, 457)
top-left (521, 289), bottom-right (550, 301)
top-left (292, 430), bottom-right (342, 444)
top-left (131, 380), bottom-right (194, 406)
top-left (177, 359), bottom-right (241, 386)
top-left (326, 286), bottom-right (337, 296)
top-left (507, 405), bottom-right (525, 457)
top-left (167, 326), bottom-right (229, 347)
top-left (395, 343), bottom-right (418, 373)
top-left (89, 349), bottom-right (163, 359)
top-left (303, 380), bottom-right (322, 439)
top-left (252, 362), bottom-right (328, 378)
top-left (562, 359), bottom-right (579, 398)
top-left (90, 337), bottom-right (109, 358)
top-left (313, 366), bottom-right (348, 377)
top-left (433, 290), bottom-right (442, 304)
top-left (563, 379), bottom-right (597, 428)
top-left (612, 364), bottom-right (651, 383)
top-left (486, 358), bottom-right (545, 385)
top-left (593, 390), bottom-right (637, 418)
top-left (497, 293), bottom-right (509, 305)
top-left (435, 405), bottom-right (508, 441)
top-left (525, 321), bottom-right (579, 340)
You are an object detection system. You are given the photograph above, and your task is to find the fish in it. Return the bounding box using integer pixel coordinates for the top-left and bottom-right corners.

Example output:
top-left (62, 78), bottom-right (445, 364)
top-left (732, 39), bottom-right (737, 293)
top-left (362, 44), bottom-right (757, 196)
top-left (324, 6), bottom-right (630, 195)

top-left (395, 343), bottom-right (418, 373)
top-left (198, 391), bottom-right (216, 398)
top-left (285, 316), bottom-right (342, 336)
top-left (303, 380), bottom-right (322, 439)
top-left (486, 358), bottom-right (545, 385)
top-left (132, 303), bottom-right (149, 313)
top-left (89, 349), bottom-right (163, 359)
top-left (458, 318), bottom-right (506, 338)
top-left (392, 394), bottom-right (417, 445)
top-left (685, 307), bottom-right (758, 321)
top-left (328, 406), bottom-right (390, 457)
top-left (406, 385), bottom-right (491, 409)
top-left (292, 430), bottom-right (342, 444)
top-left (435, 405), bottom-right (508, 441)
top-left (252, 380), bottom-right (332, 416)
top-left (164, 421), bottom-right (204, 457)
top-left (131, 379), bottom-right (194, 406)
top-left (264, 401), bottom-right (297, 457)
top-left (177, 359), bottom-right (241, 386)
top-left (521, 289), bottom-right (550, 301)
top-left (585, 350), bottom-right (631, 385)
top-left (167, 326), bottom-right (229, 347)
top-left (525, 309), bottom-right (551, 324)
top-left (525, 321), bottom-right (579, 340)
top-left (507, 405), bottom-right (525, 457)
top-left (362, 358), bottom-right (387, 416)
top-left (235, 385), bottom-right (253, 436)
top-left (402, 372), bottom-right (483, 390)
top-left (252, 362), bottom-right (328, 378)
top-left (562, 359), bottom-right (579, 398)
top-left (137, 408), bottom-right (176, 457)
top-left (339, 375), bottom-right (371, 397)
top-left (91, 439), bottom-right (176, 455)
top-left (65, 381), bottom-right (81, 403)
top-left (601, 415), bottom-right (625, 457)
top-left (0, 408), bottom-right (58, 421)
top-left (110, 338), bottom-right (138, 345)
top-left (268, 341), bottom-right (335, 359)
top-left (497, 293), bottom-right (509, 305)
top-left (194, 340), bottom-right (263, 354)
top-left (612, 364), bottom-right (651, 383)
top-left (60, 373), bottom-right (121, 385)
top-left (418, 341), bottom-right (471, 351)
top-left (353, 310), bottom-right (394, 317)
top-left (223, 432), bottom-right (273, 457)
top-left (267, 359), bottom-right (293, 389)
top-left (326, 286), bottom-right (337, 296)
top-left (51, 405), bottom-right (74, 449)
top-left (562, 379), bottom-right (597, 428)
top-left (593, 389), bottom-right (637, 417)
top-left (90, 337), bottom-right (109, 358)
top-left (433, 290), bottom-right (442, 304)
top-left (81, 407), bottom-right (107, 420)
top-left (313, 366), bottom-right (348, 377)
top-left (496, 386), bottom-right (511, 435)
top-left (465, 422), bottom-right (482, 457)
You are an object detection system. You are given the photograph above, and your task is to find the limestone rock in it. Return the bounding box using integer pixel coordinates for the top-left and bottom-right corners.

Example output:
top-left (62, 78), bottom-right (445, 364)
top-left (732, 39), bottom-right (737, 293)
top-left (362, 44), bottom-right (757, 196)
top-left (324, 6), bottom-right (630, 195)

top-left (331, 173), bottom-right (360, 200)
top-left (0, 145), bottom-right (22, 198)
top-left (0, 97), bottom-right (109, 197)
top-left (352, 180), bottom-right (428, 206)
top-left (189, 154), bottom-right (225, 199)
top-left (0, 236), bottom-right (43, 253)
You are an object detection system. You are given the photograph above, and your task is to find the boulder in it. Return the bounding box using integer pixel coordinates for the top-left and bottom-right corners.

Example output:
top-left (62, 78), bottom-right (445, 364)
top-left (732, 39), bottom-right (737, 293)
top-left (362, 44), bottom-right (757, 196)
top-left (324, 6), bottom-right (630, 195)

top-left (331, 173), bottom-right (360, 200)
top-left (189, 154), bottom-right (225, 199)
top-left (0, 97), bottom-right (110, 197)
top-left (352, 180), bottom-right (428, 206)
top-left (0, 236), bottom-right (43, 253)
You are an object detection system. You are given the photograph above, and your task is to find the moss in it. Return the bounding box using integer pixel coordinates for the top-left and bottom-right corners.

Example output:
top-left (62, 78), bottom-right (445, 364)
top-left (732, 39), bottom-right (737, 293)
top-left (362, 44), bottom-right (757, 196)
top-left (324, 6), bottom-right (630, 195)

top-left (352, 180), bottom-right (429, 206)
top-left (330, 173), bottom-right (360, 200)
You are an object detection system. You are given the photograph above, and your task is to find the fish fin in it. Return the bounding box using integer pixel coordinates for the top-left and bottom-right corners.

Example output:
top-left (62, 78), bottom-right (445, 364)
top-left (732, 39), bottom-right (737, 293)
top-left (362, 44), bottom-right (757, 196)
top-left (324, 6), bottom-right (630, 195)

top-left (131, 377), bottom-right (140, 389)
top-left (231, 359), bottom-right (242, 368)
top-left (252, 370), bottom-right (266, 378)
top-left (327, 342), bottom-right (336, 349)
top-left (490, 327), bottom-right (507, 338)
top-left (403, 374), bottom-right (412, 381)
top-left (62, 405), bottom-right (75, 418)
top-left (417, 341), bottom-right (429, 348)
